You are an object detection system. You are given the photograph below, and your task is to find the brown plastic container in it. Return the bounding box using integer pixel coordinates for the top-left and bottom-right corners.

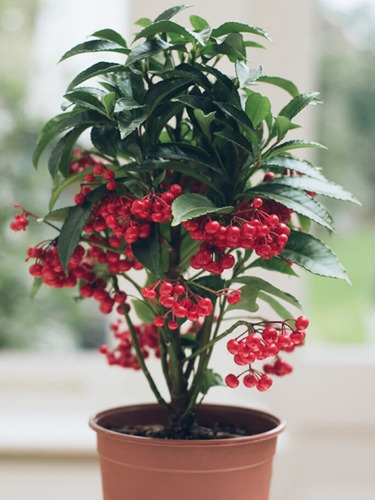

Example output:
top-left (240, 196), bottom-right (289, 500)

top-left (90, 403), bottom-right (285, 500)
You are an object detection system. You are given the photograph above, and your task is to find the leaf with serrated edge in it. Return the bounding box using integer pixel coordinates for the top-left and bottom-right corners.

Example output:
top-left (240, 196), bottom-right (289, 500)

top-left (171, 193), bottom-right (233, 226)
top-left (229, 285), bottom-right (259, 313)
top-left (233, 276), bottom-right (302, 309)
top-left (281, 230), bottom-right (350, 283)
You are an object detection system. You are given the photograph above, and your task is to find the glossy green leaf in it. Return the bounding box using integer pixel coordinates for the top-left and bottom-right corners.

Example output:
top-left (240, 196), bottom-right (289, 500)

top-left (125, 38), bottom-right (172, 66)
top-left (58, 187), bottom-right (105, 271)
top-left (258, 292), bottom-right (295, 320)
top-left (200, 369), bottom-right (224, 395)
top-left (48, 126), bottom-right (86, 178)
top-left (59, 40), bottom-right (128, 62)
top-left (214, 101), bottom-right (254, 131)
top-left (281, 230), bottom-right (350, 283)
top-left (264, 156), bottom-right (326, 180)
top-left (279, 92), bottom-right (321, 120)
top-left (249, 183), bottom-right (335, 230)
top-left (43, 207), bottom-right (71, 222)
top-left (91, 124), bottom-right (119, 157)
top-left (102, 92), bottom-right (116, 116)
top-left (33, 110), bottom-right (103, 167)
top-left (66, 62), bottom-right (124, 91)
top-left (173, 95), bottom-right (214, 114)
top-left (132, 300), bottom-right (156, 323)
top-left (235, 61), bottom-right (263, 88)
top-left (193, 109), bottom-right (216, 136)
top-left (30, 278), bottom-right (42, 300)
top-left (114, 98), bottom-right (145, 112)
top-left (90, 29), bottom-right (127, 47)
top-left (189, 275), bottom-right (225, 303)
top-left (229, 284), bottom-right (259, 312)
top-left (171, 193), bottom-right (233, 226)
top-left (249, 257), bottom-right (298, 276)
top-left (234, 276), bottom-right (302, 309)
top-left (64, 89), bottom-right (107, 115)
top-left (117, 113), bottom-right (148, 140)
top-left (154, 4), bottom-right (191, 22)
top-left (134, 20), bottom-right (206, 46)
top-left (190, 15), bottom-right (209, 31)
top-left (48, 169), bottom-right (93, 210)
top-left (132, 224), bottom-right (161, 277)
top-left (214, 129), bottom-right (254, 156)
top-left (273, 116), bottom-right (300, 141)
top-left (147, 143), bottom-right (220, 172)
top-left (266, 176), bottom-right (359, 204)
top-left (245, 92), bottom-right (271, 128)
top-left (211, 22), bottom-right (272, 42)
top-left (266, 140), bottom-right (326, 158)
top-left (257, 75), bottom-right (299, 98)
top-left (135, 18), bottom-right (152, 28)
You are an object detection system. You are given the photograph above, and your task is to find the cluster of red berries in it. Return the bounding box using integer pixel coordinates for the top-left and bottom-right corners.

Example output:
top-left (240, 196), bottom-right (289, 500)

top-left (142, 280), bottom-right (241, 330)
top-left (10, 205), bottom-right (30, 231)
top-left (25, 239), bottom-right (134, 315)
top-left (183, 198), bottom-right (292, 272)
top-left (224, 315), bottom-right (309, 391)
top-left (99, 319), bottom-right (160, 369)
top-left (83, 184), bottom-right (182, 245)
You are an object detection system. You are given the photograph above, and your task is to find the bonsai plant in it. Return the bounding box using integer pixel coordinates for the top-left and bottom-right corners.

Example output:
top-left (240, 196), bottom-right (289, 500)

top-left (11, 6), bottom-right (356, 494)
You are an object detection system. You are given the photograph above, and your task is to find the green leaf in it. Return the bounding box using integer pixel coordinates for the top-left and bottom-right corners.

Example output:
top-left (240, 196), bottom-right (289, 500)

top-left (48, 126), bottom-right (86, 178)
top-left (266, 139), bottom-right (326, 158)
top-left (132, 300), bottom-right (156, 323)
top-left (33, 109), bottom-right (103, 167)
top-left (189, 275), bottom-right (225, 303)
top-left (173, 95), bottom-right (214, 114)
top-left (135, 17), bottom-right (152, 28)
top-left (233, 276), bottom-right (302, 309)
top-left (117, 113), bottom-right (148, 140)
top-left (214, 101), bottom-right (254, 131)
top-left (90, 29), bottom-right (127, 47)
top-left (190, 15), bottom-right (209, 31)
top-left (102, 92), bottom-right (116, 116)
top-left (64, 89), bottom-right (107, 115)
top-left (132, 224), bottom-right (161, 277)
top-left (114, 98), bottom-right (145, 112)
top-left (279, 92), bottom-right (321, 120)
top-left (263, 156), bottom-right (326, 180)
top-left (235, 61), bottom-right (263, 88)
top-left (147, 143), bottom-right (220, 172)
top-left (257, 75), bottom-right (299, 98)
top-left (249, 256), bottom-right (298, 276)
top-left (43, 207), bottom-right (71, 222)
top-left (211, 22), bottom-right (272, 42)
top-left (91, 125), bottom-right (119, 157)
top-left (245, 92), bottom-right (271, 128)
top-left (249, 183), bottom-right (335, 230)
top-left (57, 187), bottom-right (106, 271)
top-left (49, 169), bottom-right (93, 210)
top-left (273, 116), bottom-right (300, 141)
top-left (266, 176), bottom-right (359, 204)
top-left (66, 62), bottom-right (124, 91)
top-left (193, 109), bottom-right (216, 135)
top-left (214, 129), bottom-right (255, 156)
top-left (144, 77), bottom-right (191, 111)
top-left (171, 193), bottom-right (233, 226)
top-left (125, 38), bottom-right (172, 66)
top-left (258, 292), bottom-right (295, 320)
top-left (154, 4), bottom-right (191, 22)
top-left (133, 20), bottom-right (206, 46)
top-left (59, 40), bottom-right (128, 62)
top-left (200, 369), bottom-right (224, 396)
top-left (229, 284), bottom-right (259, 313)
top-left (281, 230), bottom-right (350, 283)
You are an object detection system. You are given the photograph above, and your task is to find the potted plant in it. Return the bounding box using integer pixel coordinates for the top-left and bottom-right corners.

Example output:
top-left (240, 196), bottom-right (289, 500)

top-left (11, 5), bottom-right (356, 500)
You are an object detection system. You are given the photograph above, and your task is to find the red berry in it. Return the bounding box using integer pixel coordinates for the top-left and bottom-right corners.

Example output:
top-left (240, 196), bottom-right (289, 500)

top-left (225, 374), bottom-right (239, 388)
top-left (295, 315), bottom-right (309, 331)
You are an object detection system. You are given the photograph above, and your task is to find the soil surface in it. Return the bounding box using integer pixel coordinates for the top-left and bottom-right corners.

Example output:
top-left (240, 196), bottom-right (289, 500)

top-left (107, 422), bottom-right (251, 440)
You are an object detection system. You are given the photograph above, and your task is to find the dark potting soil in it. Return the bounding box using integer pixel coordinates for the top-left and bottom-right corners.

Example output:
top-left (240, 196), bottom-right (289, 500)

top-left (107, 422), bottom-right (251, 440)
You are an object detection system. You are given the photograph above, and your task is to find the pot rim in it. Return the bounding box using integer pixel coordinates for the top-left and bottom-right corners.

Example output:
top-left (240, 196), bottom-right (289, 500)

top-left (89, 403), bottom-right (286, 447)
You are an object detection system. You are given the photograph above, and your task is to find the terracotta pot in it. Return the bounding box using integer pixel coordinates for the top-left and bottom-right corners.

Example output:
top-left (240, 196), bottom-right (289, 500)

top-left (90, 403), bottom-right (285, 500)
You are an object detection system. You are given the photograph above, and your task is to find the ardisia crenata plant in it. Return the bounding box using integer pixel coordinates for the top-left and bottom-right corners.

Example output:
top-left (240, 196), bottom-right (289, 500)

top-left (11, 5), bottom-right (357, 437)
